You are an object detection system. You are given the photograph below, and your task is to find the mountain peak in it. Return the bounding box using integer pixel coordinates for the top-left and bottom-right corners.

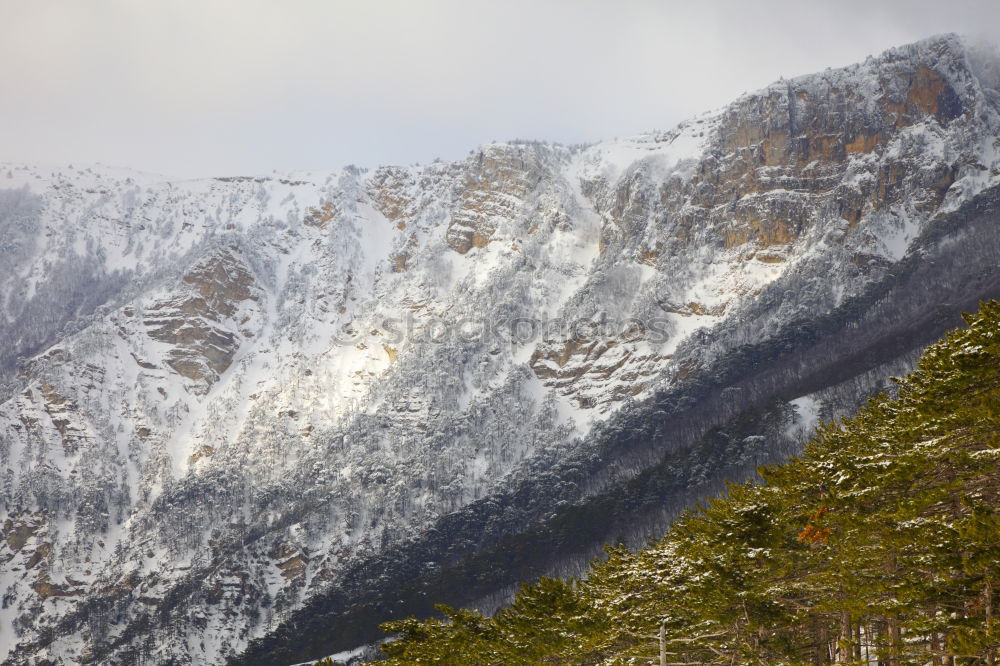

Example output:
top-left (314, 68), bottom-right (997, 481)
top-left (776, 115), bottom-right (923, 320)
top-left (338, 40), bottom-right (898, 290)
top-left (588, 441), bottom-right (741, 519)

top-left (2, 36), bottom-right (1000, 665)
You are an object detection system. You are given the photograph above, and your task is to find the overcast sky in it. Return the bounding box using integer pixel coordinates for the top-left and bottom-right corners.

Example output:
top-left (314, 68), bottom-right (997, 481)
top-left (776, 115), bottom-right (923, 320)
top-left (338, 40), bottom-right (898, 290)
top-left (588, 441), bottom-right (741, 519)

top-left (2, 0), bottom-right (999, 178)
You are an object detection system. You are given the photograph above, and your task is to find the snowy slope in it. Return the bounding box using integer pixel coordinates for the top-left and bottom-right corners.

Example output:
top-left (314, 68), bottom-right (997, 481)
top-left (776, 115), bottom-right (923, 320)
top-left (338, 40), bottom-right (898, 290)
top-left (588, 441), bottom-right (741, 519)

top-left (1, 34), bottom-right (1000, 665)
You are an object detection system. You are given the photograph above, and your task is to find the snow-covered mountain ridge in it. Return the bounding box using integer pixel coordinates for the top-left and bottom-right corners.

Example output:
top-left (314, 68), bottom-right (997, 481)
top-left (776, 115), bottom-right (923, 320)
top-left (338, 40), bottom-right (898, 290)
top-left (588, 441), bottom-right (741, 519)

top-left (2, 34), bottom-right (1000, 665)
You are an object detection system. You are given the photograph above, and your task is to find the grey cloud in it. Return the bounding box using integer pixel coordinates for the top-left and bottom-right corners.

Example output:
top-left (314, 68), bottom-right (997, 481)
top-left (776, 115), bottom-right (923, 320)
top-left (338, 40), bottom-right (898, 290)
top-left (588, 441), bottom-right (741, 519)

top-left (1, 0), bottom-right (998, 177)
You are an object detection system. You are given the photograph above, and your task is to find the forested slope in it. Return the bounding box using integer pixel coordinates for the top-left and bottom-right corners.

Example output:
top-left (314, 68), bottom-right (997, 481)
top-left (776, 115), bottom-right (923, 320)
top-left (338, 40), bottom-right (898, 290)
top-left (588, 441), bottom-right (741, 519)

top-left (355, 301), bottom-right (1000, 665)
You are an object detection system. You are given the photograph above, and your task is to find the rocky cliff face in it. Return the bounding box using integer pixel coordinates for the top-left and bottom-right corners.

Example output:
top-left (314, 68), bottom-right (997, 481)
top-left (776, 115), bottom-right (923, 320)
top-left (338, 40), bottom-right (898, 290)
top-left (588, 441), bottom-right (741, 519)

top-left (1, 35), bottom-right (1000, 665)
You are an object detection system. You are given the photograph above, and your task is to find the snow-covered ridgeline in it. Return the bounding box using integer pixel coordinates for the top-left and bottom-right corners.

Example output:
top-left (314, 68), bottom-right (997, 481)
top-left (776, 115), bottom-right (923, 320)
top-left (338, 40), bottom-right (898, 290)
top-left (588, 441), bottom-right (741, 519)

top-left (0, 34), bottom-right (998, 665)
